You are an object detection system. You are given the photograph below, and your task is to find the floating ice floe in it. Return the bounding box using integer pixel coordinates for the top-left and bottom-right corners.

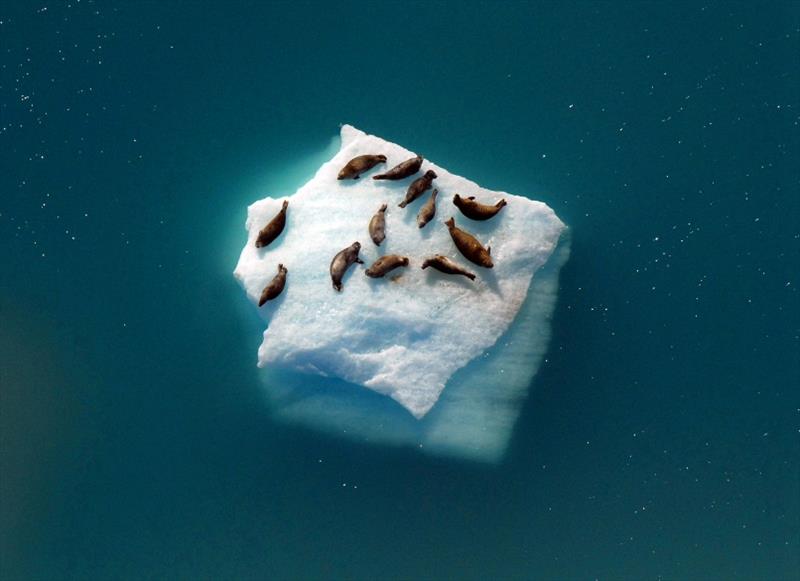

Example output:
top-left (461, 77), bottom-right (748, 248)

top-left (234, 125), bottom-right (568, 462)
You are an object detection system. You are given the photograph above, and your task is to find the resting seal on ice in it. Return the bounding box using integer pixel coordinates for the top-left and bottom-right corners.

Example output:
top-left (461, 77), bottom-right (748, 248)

top-left (368, 203), bottom-right (388, 246)
top-left (337, 154), bottom-right (387, 180)
top-left (453, 194), bottom-right (507, 221)
top-left (421, 255), bottom-right (476, 280)
top-left (445, 217), bottom-right (493, 268)
top-left (365, 255), bottom-right (410, 278)
top-left (399, 170), bottom-right (437, 208)
top-left (255, 200), bottom-right (288, 248)
top-left (258, 264), bottom-right (288, 306)
top-left (416, 188), bottom-right (438, 229)
top-left (373, 156), bottom-right (423, 180)
top-left (330, 241), bottom-right (364, 291)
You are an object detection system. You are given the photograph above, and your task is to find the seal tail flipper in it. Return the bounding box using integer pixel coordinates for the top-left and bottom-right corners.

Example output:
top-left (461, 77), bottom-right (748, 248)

top-left (497, 199), bottom-right (507, 208)
top-left (398, 200), bottom-right (407, 208)
top-left (466, 272), bottom-right (476, 281)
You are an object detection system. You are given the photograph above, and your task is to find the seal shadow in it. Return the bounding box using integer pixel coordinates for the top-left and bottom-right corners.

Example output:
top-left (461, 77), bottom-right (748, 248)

top-left (364, 265), bottom-right (412, 292)
top-left (417, 221), bottom-right (436, 239)
top-left (475, 266), bottom-right (503, 296)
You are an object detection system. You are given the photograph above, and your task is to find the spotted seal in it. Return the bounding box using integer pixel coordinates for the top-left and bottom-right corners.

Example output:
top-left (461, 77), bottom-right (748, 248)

top-left (445, 217), bottom-right (493, 268)
top-left (421, 255), bottom-right (476, 280)
top-left (398, 170), bottom-right (437, 208)
top-left (453, 194), bottom-right (507, 221)
top-left (417, 188), bottom-right (438, 229)
top-left (372, 156), bottom-right (423, 180)
top-left (255, 200), bottom-right (288, 248)
top-left (258, 264), bottom-right (288, 306)
top-left (368, 203), bottom-right (388, 246)
top-left (337, 154), bottom-right (387, 180)
top-left (330, 242), bottom-right (364, 291)
top-left (365, 255), bottom-right (410, 278)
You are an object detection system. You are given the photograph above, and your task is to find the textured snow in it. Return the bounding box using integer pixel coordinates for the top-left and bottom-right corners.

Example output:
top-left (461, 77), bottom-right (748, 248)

top-left (234, 125), bottom-right (566, 419)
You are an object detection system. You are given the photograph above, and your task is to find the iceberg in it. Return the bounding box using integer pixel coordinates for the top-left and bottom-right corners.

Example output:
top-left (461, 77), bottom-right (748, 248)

top-left (234, 125), bottom-right (568, 461)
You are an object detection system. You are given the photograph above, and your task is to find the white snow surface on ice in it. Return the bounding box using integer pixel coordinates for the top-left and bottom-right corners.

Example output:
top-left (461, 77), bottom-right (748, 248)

top-left (234, 125), bottom-right (565, 419)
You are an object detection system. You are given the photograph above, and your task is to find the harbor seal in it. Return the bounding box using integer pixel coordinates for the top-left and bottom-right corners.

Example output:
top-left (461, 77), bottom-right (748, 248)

top-left (417, 188), bottom-right (438, 228)
top-left (258, 263), bottom-right (288, 306)
top-left (255, 200), bottom-right (288, 248)
top-left (365, 255), bottom-right (410, 278)
top-left (368, 203), bottom-right (387, 246)
top-left (453, 194), bottom-right (507, 221)
top-left (398, 170), bottom-right (437, 208)
top-left (337, 154), bottom-right (387, 180)
top-left (372, 156), bottom-right (423, 180)
top-left (421, 255), bottom-right (476, 280)
top-left (445, 217), bottom-right (493, 268)
top-left (330, 242), bottom-right (364, 291)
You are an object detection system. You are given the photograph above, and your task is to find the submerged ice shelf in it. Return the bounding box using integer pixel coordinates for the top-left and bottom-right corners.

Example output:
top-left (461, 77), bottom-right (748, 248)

top-left (234, 125), bottom-right (568, 460)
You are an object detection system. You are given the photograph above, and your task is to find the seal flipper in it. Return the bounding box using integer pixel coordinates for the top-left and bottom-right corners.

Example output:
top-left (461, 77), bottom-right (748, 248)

top-left (467, 196), bottom-right (476, 200)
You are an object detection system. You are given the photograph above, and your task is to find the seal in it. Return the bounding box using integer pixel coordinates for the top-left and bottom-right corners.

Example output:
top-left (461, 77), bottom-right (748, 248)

top-left (417, 188), bottom-right (438, 229)
top-left (255, 200), bottom-right (288, 248)
top-left (445, 217), bottom-right (493, 268)
top-left (365, 255), bottom-right (410, 278)
top-left (372, 156), bottom-right (423, 180)
top-left (337, 154), bottom-right (387, 180)
top-left (258, 263), bottom-right (288, 306)
top-left (421, 255), bottom-right (476, 281)
top-left (330, 241), bottom-right (364, 291)
top-left (398, 170), bottom-right (437, 208)
top-left (368, 203), bottom-right (388, 246)
top-left (453, 194), bottom-right (508, 221)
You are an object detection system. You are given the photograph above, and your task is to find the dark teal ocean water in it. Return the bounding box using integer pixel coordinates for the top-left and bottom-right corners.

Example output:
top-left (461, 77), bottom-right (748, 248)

top-left (2, 2), bottom-right (798, 579)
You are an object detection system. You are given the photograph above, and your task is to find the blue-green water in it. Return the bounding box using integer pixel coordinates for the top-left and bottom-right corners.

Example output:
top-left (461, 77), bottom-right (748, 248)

top-left (2, 2), bottom-right (798, 579)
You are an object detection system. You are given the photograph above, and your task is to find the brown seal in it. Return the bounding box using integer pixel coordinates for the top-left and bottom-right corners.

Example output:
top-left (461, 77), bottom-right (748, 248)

top-left (421, 255), bottom-right (476, 280)
top-left (330, 241), bottom-right (364, 291)
top-left (453, 194), bottom-right (507, 221)
top-left (445, 217), bottom-right (493, 268)
top-left (417, 188), bottom-right (438, 229)
top-left (372, 156), bottom-right (423, 180)
top-left (365, 255), bottom-right (410, 278)
top-left (368, 203), bottom-right (388, 246)
top-left (337, 154), bottom-right (387, 180)
top-left (258, 264), bottom-right (288, 306)
top-left (255, 200), bottom-right (288, 248)
top-left (398, 170), bottom-right (437, 208)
